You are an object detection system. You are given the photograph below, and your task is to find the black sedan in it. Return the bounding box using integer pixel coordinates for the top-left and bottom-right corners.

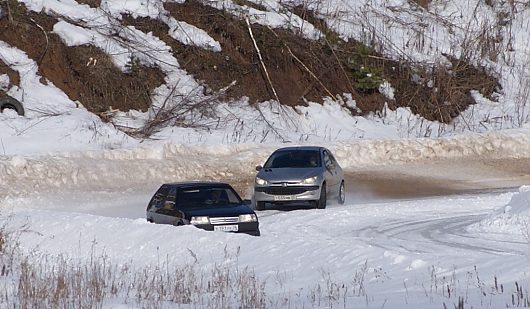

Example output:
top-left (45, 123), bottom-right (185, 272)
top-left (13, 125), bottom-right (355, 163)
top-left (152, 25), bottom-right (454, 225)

top-left (146, 182), bottom-right (260, 236)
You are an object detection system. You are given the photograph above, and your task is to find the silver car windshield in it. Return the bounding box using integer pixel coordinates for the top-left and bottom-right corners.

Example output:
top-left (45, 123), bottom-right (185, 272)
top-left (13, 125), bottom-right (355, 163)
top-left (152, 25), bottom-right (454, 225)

top-left (263, 150), bottom-right (321, 168)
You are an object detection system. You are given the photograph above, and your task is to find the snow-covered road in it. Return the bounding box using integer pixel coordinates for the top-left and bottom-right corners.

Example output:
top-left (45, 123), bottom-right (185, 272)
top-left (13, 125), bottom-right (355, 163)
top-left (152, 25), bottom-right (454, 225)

top-left (4, 181), bottom-right (528, 308)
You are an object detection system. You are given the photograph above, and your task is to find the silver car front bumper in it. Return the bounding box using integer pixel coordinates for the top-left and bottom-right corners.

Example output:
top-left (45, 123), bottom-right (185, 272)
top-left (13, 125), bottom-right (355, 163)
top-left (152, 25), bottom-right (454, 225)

top-left (254, 185), bottom-right (321, 202)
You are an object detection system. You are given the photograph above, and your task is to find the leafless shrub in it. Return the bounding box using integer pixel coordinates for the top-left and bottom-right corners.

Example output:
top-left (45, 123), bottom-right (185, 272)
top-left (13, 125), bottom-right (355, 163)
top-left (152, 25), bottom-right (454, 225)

top-left (126, 83), bottom-right (226, 138)
top-left (3, 241), bottom-right (530, 308)
top-left (352, 260), bottom-right (368, 296)
top-left (10, 249), bottom-right (269, 309)
top-left (510, 282), bottom-right (530, 307)
top-left (0, 214), bottom-right (23, 284)
top-left (17, 255), bottom-right (108, 309)
top-left (513, 71), bottom-right (530, 127)
top-left (306, 262), bottom-right (370, 308)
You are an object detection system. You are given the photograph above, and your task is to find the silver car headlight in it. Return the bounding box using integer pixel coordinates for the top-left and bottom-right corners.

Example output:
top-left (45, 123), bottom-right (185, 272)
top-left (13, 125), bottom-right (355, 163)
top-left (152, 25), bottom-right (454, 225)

top-left (302, 176), bottom-right (318, 184)
top-left (255, 177), bottom-right (268, 185)
top-left (239, 214), bottom-right (257, 222)
top-left (190, 216), bottom-right (210, 225)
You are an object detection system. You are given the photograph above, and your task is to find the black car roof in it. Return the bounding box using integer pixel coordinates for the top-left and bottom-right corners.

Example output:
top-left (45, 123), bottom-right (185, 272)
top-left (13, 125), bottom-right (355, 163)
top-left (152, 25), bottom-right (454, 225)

top-left (162, 181), bottom-right (232, 188)
top-left (273, 146), bottom-right (323, 152)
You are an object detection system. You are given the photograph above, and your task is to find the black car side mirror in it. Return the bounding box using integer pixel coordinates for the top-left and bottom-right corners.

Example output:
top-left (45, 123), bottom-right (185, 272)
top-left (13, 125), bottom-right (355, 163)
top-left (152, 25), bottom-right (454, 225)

top-left (255, 165), bottom-right (262, 171)
top-left (242, 199), bottom-right (252, 205)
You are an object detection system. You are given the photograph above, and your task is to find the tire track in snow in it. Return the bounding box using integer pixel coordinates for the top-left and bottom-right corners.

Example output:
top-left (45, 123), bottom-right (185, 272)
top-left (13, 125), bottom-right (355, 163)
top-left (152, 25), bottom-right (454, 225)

top-left (354, 214), bottom-right (527, 256)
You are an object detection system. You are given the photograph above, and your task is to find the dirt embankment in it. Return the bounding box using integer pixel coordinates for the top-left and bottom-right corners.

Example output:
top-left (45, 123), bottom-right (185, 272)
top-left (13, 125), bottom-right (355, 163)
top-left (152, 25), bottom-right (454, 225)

top-left (0, 0), bottom-right (500, 123)
top-left (0, 2), bottom-right (164, 114)
top-left (126, 0), bottom-right (500, 122)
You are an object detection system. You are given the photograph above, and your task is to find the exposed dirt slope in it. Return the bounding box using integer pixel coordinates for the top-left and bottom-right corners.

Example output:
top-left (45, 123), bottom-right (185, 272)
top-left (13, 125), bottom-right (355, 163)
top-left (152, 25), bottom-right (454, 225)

top-left (0, 0), bottom-right (500, 123)
top-left (0, 3), bottom-right (164, 114)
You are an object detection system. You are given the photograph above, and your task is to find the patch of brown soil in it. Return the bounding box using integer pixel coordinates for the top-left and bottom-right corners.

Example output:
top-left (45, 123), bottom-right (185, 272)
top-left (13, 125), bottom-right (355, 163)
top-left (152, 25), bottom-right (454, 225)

top-left (232, 0), bottom-right (267, 11)
top-left (0, 59), bottom-right (20, 96)
top-left (76, 0), bottom-right (101, 8)
top-left (0, 6), bottom-right (164, 114)
top-left (410, 0), bottom-right (432, 9)
top-left (383, 56), bottom-right (500, 122)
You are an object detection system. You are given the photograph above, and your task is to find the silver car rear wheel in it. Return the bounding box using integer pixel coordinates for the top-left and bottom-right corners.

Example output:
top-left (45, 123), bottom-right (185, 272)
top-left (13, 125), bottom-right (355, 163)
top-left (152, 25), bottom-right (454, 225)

top-left (338, 181), bottom-right (345, 204)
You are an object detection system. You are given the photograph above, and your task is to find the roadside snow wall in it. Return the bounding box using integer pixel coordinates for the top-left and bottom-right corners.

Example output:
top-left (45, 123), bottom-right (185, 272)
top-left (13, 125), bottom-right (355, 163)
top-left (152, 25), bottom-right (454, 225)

top-left (1, 130), bottom-right (530, 198)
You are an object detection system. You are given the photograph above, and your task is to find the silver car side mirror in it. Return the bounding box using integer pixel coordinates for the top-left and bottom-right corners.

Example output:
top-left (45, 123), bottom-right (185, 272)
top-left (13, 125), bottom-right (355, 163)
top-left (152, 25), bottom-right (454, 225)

top-left (255, 165), bottom-right (263, 171)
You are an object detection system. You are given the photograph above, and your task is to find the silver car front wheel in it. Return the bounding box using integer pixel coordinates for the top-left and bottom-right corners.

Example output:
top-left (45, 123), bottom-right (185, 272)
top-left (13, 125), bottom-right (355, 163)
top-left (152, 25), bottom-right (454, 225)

top-left (316, 183), bottom-right (327, 209)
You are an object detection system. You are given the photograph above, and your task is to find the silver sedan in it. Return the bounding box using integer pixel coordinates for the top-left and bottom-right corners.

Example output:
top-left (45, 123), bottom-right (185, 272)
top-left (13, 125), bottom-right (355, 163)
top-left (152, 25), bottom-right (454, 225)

top-left (253, 146), bottom-right (345, 210)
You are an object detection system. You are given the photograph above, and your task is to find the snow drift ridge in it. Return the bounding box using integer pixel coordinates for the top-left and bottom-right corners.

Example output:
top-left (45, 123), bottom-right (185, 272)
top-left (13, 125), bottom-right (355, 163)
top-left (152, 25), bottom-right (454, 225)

top-left (1, 129), bottom-right (530, 198)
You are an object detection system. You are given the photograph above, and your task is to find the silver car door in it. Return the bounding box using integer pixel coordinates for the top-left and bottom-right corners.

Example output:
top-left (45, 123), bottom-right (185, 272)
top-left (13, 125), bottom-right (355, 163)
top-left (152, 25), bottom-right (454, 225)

top-left (322, 150), bottom-right (339, 194)
top-left (329, 151), bottom-right (343, 195)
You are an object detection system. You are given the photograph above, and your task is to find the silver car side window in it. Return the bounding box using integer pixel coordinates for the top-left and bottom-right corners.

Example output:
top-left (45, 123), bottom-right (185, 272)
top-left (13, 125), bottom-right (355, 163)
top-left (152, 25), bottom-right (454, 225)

top-left (329, 152), bottom-right (338, 167)
top-left (323, 151), bottom-right (332, 168)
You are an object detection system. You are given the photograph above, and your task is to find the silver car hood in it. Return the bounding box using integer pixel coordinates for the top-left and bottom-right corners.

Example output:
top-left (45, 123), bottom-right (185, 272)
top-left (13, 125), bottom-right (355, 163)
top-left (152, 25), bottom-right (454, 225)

top-left (257, 167), bottom-right (321, 183)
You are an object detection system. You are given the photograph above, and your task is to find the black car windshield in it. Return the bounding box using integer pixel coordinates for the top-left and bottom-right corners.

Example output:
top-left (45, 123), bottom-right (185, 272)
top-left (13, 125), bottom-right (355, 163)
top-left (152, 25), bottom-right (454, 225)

top-left (177, 187), bottom-right (242, 208)
top-left (263, 150), bottom-right (321, 168)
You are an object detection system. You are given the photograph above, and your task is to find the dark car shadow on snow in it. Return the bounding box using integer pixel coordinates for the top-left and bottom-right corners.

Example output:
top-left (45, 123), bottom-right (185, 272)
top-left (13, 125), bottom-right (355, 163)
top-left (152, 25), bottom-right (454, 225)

top-left (253, 202), bottom-right (317, 212)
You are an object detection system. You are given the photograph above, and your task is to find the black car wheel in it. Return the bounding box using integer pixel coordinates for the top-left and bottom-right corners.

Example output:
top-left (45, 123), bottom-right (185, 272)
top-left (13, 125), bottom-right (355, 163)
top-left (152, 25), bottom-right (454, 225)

top-left (338, 181), bottom-right (345, 205)
top-left (256, 201), bottom-right (266, 211)
top-left (316, 183), bottom-right (327, 209)
top-left (0, 96), bottom-right (24, 116)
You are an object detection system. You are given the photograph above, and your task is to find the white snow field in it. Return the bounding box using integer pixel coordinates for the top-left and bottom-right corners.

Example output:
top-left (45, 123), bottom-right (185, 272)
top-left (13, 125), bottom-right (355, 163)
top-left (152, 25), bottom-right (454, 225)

top-left (1, 0), bottom-right (530, 307)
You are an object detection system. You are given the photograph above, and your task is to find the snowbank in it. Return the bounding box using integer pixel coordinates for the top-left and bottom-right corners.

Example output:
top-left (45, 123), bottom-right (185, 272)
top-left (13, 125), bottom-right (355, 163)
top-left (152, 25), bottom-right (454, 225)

top-left (469, 186), bottom-right (530, 236)
top-left (1, 129), bottom-right (530, 198)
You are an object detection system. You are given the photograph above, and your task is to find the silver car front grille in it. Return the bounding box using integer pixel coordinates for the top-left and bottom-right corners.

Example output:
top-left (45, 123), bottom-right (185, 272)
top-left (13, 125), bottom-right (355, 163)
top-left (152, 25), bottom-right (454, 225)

top-left (210, 217), bottom-right (239, 225)
top-left (256, 185), bottom-right (319, 195)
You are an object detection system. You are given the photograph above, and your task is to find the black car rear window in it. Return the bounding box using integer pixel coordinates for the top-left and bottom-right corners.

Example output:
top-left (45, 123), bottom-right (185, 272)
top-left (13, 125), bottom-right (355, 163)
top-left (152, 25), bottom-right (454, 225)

top-left (263, 150), bottom-right (321, 168)
top-left (177, 186), bottom-right (241, 208)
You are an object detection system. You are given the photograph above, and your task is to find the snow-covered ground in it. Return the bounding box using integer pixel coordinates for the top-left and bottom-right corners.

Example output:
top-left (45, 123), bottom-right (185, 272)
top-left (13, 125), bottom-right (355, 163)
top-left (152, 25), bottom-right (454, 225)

top-left (1, 0), bottom-right (530, 307)
top-left (2, 175), bottom-right (530, 308)
top-left (1, 134), bottom-right (529, 307)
